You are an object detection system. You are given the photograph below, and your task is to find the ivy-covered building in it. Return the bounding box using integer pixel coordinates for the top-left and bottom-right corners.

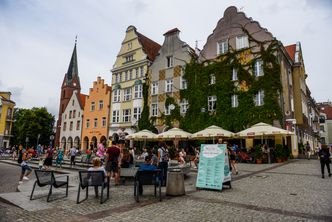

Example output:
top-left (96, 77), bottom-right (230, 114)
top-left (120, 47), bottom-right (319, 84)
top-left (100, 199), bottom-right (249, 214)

top-left (148, 28), bottom-right (195, 133)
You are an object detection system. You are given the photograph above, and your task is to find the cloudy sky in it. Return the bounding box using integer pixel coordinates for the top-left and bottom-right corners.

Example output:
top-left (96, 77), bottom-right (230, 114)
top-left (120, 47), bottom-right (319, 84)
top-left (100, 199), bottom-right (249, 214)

top-left (1, 0), bottom-right (331, 117)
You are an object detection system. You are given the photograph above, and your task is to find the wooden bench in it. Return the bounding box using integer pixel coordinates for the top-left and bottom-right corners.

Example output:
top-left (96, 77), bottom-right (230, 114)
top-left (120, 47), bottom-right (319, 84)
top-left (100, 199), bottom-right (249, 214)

top-left (77, 170), bottom-right (110, 204)
top-left (134, 169), bottom-right (162, 202)
top-left (120, 167), bottom-right (139, 184)
top-left (30, 170), bottom-right (69, 202)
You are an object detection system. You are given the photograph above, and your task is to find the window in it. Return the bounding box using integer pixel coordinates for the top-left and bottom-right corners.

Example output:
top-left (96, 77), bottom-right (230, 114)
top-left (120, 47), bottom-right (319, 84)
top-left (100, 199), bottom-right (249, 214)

top-left (72, 100), bottom-right (75, 106)
top-left (165, 79), bottom-right (173, 93)
top-left (209, 74), bottom-right (216, 85)
top-left (254, 60), bottom-right (264, 76)
top-left (231, 95), bottom-right (238, 108)
top-left (99, 100), bottom-right (104, 110)
top-left (125, 55), bottom-right (134, 63)
top-left (123, 109), bottom-right (131, 122)
top-left (86, 119), bottom-right (90, 128)
top-left (115, 73), bottom-right (120, 83)
top-left (72, 110), bottom-right (76, 118)
top-left (123, 88), bottom-right (132, 101)
top-left (70, 121), bottom-right (73, 131)
top-left (180, 99), bottom-right (189, 113)
top-left (133, 107), bottom-right (141, 121)
top-left (232, 68), bottom-right (238, 81)
top-left (129, 69), bottom-right (132, 80)
top-left (217, 40), bottom-right (228, 55)
top-left (113, 89), bottom-right (121, 102)
top-left (166, 56), bottom-right (173, 68)
top-left (208, 96), bottom-right (217, 111)
top-left (254, 90), bottom-right (264, 106)
top-left (152, 81), bottom-right (158, 95)
top-left (140, 66), bottom-right (144, 77)
top-left (112, 110), bottom-right (119, 123)
top-left (164, 105), bottom-right (171, 115)
top-left (119, 72), bottom-right (123, 82)
top-left (125, 71), bottom-right (129, 81)
top-left (135, 68), bottom-right (139, 78)
top-left (63, 122), bottom-right (67, 131)
top-left (236, 35), bottom-right (249, 50)
top-left (134, 84), bottom-right (142, 99)
top-left (102, 117), bottom-right (106, 127)
top-left (320, 125), bottom-right (325, 132)
top-left (91, 102), bottom-right (95, 111)
top-left (181, 77), bottom-right (187, 89)
top-left (128, 42), bottom-right (132, 50)
top-left (151, 103), bottom-right (158, 117)
top-left (69, 110), bottom-right (72, 119)
top-left (94, 118), bottom-right (98, 128)
top-left (76, 120), bottom-right (80, 130)
top-left (65, 114), bottom-right (67, 119)
top-left (288, 68), bottom-right (292, 86)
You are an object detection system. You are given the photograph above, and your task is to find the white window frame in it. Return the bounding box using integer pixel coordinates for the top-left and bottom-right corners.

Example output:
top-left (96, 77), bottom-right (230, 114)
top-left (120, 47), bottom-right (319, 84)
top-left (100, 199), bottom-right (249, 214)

top-left (113, 89), bottom-right (121, 102)
top-left (164, 105), bottom-right (171, 115)
top-left (102, 117), bottom-right (106, 127)
top-left (254, 90), bottom-right (265, 106)
top-left (208, 95), bottom-right (217, 111)
top-left (236, 35), bottom-right (249, 50)
top-left (90, 102), bottom-right (95, 111)
top-left (232, 68), bottom-right (238, 81)
top-left (254, 60), bottom-right (264, 76)
top-left (165, 79), bottom-right (173, 93)
top-left (166, 56), bottom-right (173, 68)
top-left (180, 99), bottom-right (189, 114)
top-left (122, 109), bottom-right (131, 122)
top-left (181, 77), bottom-right (187, 90)
top-left (123, 88), bottom-right (132, 101)
top-left (217, 40), bottom-right (228, 55)
top-left (133, 107), bottom-right (142, 121)
top-left (209, 74), bottom-right (216, 85)
top-left (86, 119), bottom-right (90, 128)
top-left (134, 84), bottom-right (142, 99)
top-left (125, 71), bottom-right (129, 81)
top-left (231, 94), bottom-right (238, 108)
top-left (112, 110), bottom-right (119, 123)
top-left (115, 73), bottom-right (120, 83)
top-left (152, 81), bottom-right (158, 95)
top-left (151, 103), bottom-right (158, 117)
top-left (93, 118), bottom-right (98, 128)
top-left (99, 100), bottom-right (104, 110)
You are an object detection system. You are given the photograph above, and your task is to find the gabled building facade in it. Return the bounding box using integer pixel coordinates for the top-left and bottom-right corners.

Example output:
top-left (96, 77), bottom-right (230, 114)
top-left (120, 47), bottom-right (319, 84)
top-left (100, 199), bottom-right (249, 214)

top-left (0, 92), bottom-right (15, 148)
top-left (317, 102), bottom-right (332, 145)
top-left (59, 90), bottom-right (86, 151)
top-left (81, 77), bottom-right (111, 150)
top-left (110, 26), bottom-right (160, 136)
top-left (148, 28), bottom-right (194, 133)
top-left (55, 42), bottom-right (81, 147)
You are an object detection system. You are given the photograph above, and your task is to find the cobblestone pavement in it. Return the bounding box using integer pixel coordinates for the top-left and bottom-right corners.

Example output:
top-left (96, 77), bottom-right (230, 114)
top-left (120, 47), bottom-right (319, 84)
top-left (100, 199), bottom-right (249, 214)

top-left (0, 159), bottom-right (331, 222)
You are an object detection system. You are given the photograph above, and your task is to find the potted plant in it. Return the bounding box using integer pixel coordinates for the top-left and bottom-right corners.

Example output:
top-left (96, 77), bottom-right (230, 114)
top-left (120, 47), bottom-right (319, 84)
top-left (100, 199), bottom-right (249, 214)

top-left (275, 144), bottom-right (284, 163)
top-left (253, 146), bottom-right (263, 164)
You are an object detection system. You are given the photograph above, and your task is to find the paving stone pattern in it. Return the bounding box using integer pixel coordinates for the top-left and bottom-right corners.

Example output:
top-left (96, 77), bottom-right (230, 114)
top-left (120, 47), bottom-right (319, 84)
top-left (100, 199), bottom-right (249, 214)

top-left (0, 159), bottom-right (331, 221)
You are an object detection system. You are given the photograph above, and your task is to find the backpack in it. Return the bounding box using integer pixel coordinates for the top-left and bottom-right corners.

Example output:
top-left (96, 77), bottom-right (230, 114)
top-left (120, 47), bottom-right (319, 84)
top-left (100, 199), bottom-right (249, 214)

top-left (161, 147), bottom-right (169, 162)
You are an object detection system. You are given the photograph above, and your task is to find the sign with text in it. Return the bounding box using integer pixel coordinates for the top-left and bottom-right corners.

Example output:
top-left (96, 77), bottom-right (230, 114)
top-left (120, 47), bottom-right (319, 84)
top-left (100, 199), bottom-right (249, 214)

top-left (196, 144), bottom-right (230, 190)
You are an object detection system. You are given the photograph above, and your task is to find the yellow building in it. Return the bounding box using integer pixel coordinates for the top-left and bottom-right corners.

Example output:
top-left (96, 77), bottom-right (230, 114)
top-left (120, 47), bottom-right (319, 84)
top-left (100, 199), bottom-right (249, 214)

top-left (110, 25), bottom-right (160, 136)
top-left (0, 92), bottom-right (15, 148)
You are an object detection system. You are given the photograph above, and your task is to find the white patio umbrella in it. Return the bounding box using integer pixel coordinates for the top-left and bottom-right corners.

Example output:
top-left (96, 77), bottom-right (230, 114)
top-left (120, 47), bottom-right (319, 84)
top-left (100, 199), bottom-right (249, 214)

top-left (157, 128), bottom-right (192, 139)
top-left (236, 122), bottom-right (293, 137)
top-left (125, 129), bottom-right (157, 140)
top-left (191, 125), bottom-right (234, 139)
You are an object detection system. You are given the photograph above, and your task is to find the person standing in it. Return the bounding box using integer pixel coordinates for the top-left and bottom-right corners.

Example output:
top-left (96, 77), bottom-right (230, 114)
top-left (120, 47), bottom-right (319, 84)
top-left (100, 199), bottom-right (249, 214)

top-left (97, 141), bottom-right (106, 163)
top-left (43, 147), bottom-right (53, 170)
top-left (318, 144), bottom-right (331, 178)
top-left (69, 147), bottom-right (77, 167)
top-left (12, 146), bottom-right (17, 160)
top-left (56, 147), bottom-right (64, 168)
top-left (157, 142), bottom-right (169, 186)
top-left (305, 141), bottom-right (311, 160)
top-left (105, 141), bottom-right (121, 185)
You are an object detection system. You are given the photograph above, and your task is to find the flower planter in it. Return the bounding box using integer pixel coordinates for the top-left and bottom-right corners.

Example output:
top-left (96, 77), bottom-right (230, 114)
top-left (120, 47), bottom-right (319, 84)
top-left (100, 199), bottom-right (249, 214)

top-left (256, 159), bottom-right (262, 164)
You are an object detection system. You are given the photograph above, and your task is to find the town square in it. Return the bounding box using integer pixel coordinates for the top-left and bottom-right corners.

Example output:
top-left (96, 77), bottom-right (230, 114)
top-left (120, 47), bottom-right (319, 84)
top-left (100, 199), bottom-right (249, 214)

top-left (0, 1), bottom-right (332, 221)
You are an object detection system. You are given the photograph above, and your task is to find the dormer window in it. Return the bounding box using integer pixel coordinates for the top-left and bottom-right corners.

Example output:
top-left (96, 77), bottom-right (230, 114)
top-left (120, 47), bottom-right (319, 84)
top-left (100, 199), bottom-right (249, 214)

top-left (125, 55), bottom-right (134, 63)
top-left (166, 56), bottom-right (173, 68)
top-left (236, 35), bottom-right (249, 50)
top-left (217, 40), bottom-right (228, 55)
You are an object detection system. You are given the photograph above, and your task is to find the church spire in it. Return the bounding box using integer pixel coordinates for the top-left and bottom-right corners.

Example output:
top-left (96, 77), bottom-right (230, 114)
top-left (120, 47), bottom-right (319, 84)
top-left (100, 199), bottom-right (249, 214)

top-left (66, 37), bottom-right (78, 82)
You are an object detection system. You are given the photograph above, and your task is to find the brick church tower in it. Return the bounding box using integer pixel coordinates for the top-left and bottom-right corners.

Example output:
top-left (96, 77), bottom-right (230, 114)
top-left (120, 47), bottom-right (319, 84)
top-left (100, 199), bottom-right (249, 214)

top-left (55, 41), bottom-right (81, 147)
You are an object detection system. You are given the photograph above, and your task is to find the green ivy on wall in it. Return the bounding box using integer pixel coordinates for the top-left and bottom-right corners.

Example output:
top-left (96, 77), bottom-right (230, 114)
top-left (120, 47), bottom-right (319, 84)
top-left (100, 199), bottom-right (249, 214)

top-left (180, 39), bottom-right (283, 133)
top-left (138, 83), bottom-right (154, 131)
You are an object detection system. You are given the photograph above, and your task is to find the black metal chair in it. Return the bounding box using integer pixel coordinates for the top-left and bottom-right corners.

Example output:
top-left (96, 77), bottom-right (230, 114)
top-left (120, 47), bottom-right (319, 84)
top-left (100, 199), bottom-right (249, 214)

top-left (77, 170), bottom-right (110, 204)
top-left (30, 170), bottom-right (69, 202)
top-left (134, 170), bottom-right (161, 202)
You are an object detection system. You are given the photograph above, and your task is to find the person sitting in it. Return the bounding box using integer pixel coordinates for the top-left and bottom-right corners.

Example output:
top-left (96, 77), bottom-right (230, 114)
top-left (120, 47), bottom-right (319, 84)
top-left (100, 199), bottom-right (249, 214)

top-left (88, 157), bottom-right (107, 197)
top-left (121, 149), bottom-right (132, 168)
top-left (139, 148), bottom-right (149, 160)
top-left (138, 155), bottom-right (157, 194)
top-left (178, 148), bottom-right (186, 167)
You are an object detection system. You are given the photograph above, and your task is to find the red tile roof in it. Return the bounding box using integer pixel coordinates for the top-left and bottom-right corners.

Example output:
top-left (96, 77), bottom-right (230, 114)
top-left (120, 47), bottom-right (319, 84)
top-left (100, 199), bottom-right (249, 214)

top-left (285, 44), bottom-right (296, 62)
top-left (78, 93), bottom-right (87, 109)
top-left (164, 28), bottom-right (180, 36)
top-left (318, 103), bottom-right (332, 120)
top-left (137, 32), bottom-right (161, 61)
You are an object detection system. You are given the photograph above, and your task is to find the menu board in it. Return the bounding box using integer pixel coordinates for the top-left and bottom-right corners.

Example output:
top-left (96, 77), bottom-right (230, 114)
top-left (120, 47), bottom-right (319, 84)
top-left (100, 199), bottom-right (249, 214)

top-left (196, 144), bottom-right (229, 190)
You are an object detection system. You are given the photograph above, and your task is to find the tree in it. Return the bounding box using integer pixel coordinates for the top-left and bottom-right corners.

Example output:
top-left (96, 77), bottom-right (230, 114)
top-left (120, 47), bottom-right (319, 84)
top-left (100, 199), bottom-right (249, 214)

top-left (11, 107), bottom-right (55, 148)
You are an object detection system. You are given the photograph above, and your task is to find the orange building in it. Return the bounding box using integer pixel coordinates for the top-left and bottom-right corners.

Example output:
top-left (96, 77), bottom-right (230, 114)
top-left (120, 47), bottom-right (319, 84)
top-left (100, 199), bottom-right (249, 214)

top-left (81, 77), bottom-right (111, 150)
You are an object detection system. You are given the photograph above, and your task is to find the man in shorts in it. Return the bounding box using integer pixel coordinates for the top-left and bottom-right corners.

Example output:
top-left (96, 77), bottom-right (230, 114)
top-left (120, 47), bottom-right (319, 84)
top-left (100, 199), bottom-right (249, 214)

top-left (105, 141), bottom-right (121, 185)
top-left (19, 149), bottom-right (32, 184)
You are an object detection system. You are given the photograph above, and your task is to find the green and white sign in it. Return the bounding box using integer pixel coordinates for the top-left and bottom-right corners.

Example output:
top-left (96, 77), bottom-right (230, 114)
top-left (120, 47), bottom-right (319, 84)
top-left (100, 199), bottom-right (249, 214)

top-left (196, 144), bottom-right (230, 190)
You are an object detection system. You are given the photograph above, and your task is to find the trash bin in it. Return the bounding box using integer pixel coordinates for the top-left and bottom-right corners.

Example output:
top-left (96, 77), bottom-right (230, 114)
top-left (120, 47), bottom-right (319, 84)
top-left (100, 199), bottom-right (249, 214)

top-left (166, 168), bottom-right (185, 196)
